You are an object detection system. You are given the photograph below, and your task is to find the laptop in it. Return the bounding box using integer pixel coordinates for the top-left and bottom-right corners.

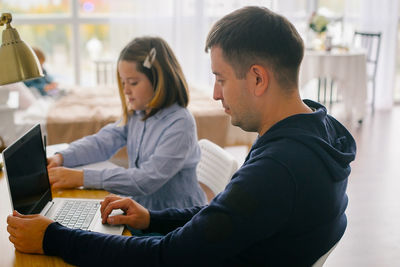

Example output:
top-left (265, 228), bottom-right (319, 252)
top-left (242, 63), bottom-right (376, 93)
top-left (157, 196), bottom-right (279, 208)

top-left (2, 124), bottom-right (124, 235)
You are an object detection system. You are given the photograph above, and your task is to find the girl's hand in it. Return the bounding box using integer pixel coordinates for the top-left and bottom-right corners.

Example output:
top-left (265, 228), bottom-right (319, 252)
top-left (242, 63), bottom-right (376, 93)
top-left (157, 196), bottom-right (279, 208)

top-left (48, 167), bottom-right (84, 190)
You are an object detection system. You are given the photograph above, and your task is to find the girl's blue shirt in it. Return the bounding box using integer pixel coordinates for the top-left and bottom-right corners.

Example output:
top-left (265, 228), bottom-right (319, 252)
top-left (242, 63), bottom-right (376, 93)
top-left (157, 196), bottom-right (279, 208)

top-left (61, 103), bottom-right (206, 210)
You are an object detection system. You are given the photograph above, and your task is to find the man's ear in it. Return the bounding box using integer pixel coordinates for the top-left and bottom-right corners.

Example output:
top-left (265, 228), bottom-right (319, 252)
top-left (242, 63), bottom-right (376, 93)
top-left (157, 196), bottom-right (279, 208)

top-left (249, 64), bottom-right (269, 97)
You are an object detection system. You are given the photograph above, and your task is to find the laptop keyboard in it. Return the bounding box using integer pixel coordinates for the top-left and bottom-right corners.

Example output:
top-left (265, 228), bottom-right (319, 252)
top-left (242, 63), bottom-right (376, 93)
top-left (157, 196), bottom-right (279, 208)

top-left (54, 200), bottom-right (100, 230)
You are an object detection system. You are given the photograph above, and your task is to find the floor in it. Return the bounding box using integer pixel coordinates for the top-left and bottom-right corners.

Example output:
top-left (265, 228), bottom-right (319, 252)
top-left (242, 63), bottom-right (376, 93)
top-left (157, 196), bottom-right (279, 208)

top-left (224, 104), bottom-right (400, 266)
top-left (326, 105), bottom-right (400, 266)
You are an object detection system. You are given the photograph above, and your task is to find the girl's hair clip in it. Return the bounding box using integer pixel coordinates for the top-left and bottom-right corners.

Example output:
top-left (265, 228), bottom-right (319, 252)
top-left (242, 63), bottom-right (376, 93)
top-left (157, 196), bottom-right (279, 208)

top-left (143, 47), bottom-right (157, 69)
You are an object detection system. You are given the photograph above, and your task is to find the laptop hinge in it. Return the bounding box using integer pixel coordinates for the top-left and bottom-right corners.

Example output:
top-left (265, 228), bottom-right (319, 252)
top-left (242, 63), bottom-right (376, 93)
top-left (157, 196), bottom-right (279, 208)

top-left (40, 201), bottom-right (55, 216)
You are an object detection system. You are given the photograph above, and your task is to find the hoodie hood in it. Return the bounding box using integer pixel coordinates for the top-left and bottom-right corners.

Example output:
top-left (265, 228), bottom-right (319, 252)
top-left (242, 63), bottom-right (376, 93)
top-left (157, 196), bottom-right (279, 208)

top-left (251, 100), bottom-right (356, 182)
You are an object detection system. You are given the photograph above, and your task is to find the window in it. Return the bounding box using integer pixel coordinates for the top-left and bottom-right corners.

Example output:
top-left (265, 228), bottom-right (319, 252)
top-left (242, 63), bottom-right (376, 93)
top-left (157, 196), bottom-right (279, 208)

top-left (1, 0), bottom-right (70, 14)
top-left (1, 0), bottom-right (311, 89)
top-left (17, 24), bottom-right (73, 85)
top-left (1, 0), bottom-right (73, 84)
top-left (396, 25), bottom-right (400, 102)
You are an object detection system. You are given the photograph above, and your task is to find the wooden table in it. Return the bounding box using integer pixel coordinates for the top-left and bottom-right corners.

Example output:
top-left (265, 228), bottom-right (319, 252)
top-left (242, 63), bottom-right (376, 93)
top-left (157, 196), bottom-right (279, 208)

top-left (0, 170), bottom-right (130, 267)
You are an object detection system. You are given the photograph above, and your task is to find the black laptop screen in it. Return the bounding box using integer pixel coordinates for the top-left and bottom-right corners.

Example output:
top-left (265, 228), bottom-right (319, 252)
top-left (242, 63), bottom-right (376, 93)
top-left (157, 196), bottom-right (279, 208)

top-left (3, 124), bottom-right (52, 214)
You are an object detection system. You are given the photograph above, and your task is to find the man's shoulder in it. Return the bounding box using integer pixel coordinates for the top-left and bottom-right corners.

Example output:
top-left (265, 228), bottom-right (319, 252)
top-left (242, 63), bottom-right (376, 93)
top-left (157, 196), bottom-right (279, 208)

top-left (240, 140), bottom-right (295, 176)
top-left (244, 137), bottom-right (317, 175)
top-left (250, 137), bottom-right (309, 160)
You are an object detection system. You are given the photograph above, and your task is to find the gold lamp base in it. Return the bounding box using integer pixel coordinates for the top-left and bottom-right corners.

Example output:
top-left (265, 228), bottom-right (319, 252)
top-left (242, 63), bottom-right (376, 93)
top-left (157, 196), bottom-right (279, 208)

top-left (0, 13), bottom-right (43, 85)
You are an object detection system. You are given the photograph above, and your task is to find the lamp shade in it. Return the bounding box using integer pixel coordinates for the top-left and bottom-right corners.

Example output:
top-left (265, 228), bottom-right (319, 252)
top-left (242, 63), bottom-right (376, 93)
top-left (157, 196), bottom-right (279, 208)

top-left (0, 13), bottom-right (43, 85)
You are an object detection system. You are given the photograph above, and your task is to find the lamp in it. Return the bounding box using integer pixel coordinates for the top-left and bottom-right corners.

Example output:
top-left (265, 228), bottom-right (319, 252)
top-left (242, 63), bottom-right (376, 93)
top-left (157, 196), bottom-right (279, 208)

top-left (0, 13), bottom-right (43, 85)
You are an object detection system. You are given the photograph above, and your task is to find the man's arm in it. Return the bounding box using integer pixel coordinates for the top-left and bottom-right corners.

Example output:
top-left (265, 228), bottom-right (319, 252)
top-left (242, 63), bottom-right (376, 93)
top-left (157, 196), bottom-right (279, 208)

top-left (100, 194), bottom-right (205, 235)
top-left (43, 159), bottom-right (295, 266)
top-left (143, 206), bottom-right (204, 234)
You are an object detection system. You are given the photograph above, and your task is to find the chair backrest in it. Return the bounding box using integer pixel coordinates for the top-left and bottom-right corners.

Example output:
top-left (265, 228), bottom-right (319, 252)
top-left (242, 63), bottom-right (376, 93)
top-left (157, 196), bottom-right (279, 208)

top-left (311, 242), bottom-right (338, 267)
top-left (94, 59), bottom-right (117, 86)
top-left (197, 139), bottom-right (238, 202)
top-left (353, 31), bottom-right (382, 80)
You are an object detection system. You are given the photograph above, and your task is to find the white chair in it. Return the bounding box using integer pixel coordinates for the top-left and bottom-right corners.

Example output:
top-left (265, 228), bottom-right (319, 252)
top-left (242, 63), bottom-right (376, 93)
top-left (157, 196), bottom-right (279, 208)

top-left (353, 31), bottom-right (382, 113)
top-left (197, 139), bottom-right (239, 202)
top-left (94, 59), bottom-right (116, 86)
top-left (311, 242), bottom-right (338, 267)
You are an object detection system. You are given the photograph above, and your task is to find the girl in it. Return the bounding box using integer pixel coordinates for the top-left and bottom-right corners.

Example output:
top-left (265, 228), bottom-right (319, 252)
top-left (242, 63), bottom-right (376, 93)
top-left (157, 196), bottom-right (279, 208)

top-left (47, 37), bottom-right (206, 210)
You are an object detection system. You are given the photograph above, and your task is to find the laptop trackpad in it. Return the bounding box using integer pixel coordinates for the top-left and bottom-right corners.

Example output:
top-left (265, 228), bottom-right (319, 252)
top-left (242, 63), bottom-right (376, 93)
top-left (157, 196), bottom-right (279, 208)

top-left (91, 209), bottom-right (125, 235)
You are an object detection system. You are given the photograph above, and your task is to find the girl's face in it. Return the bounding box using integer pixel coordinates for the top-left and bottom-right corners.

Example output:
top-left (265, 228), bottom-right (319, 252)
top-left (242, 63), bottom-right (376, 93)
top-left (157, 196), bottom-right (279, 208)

top-left (118, 60), bottom-right (154, 112)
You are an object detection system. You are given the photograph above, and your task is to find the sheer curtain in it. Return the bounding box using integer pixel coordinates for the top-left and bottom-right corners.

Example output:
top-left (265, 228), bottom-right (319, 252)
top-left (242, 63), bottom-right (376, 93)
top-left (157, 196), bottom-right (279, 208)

top-left (357, 0), bottom-right (399, 109)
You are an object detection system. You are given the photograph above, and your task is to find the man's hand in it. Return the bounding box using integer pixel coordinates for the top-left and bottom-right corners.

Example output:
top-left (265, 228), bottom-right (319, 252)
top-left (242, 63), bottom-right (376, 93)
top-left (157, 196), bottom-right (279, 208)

top-left (7, 210), bottom-right (54, 254)
top-left (47, 154), bottom-right (63, 169)
top-left (48, 167), bottom-right (84, 190)
top-left (100, 194), bottom-right (150, 230)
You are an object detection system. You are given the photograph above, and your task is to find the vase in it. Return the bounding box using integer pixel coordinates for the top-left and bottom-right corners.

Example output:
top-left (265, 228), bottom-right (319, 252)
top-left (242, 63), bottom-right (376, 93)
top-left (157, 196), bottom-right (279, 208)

top-left (315, 32), bottom-right (326, 51)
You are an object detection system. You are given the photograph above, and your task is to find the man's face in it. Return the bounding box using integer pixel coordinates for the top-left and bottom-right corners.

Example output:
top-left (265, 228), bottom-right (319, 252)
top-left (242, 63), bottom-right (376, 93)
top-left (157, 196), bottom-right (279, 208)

top-left (210, 46), bottom-right (256, 131)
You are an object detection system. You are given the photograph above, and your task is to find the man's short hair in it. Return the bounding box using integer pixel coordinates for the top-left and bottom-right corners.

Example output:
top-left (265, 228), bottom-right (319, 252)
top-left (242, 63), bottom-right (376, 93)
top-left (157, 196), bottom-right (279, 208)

top-left (205, 6), bottom-right (304, 90)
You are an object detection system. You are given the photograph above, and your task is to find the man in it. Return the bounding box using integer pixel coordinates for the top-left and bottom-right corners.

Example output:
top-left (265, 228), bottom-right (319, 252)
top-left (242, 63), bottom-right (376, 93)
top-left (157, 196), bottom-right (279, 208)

top-left (7, 6), bottom-right (356, 266)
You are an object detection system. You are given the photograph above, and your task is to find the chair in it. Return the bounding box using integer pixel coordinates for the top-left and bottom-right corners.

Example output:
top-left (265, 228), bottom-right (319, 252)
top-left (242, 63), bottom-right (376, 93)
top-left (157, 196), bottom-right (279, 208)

top-left (317, 77), bottom-right (337, 109)
top-left (94, 59), bottom-right (116, 86)
top-left (311, 242), bottom-right (338, 267)
top-left (197, 139), bottom-right (239, 203)
top-left (353, 31), bottom-right (382, 113)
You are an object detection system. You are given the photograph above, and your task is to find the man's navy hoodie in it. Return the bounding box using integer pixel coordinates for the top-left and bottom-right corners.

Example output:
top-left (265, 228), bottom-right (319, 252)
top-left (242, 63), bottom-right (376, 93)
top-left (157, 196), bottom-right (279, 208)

top-left (43, 100), bottom-right (356, 266)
